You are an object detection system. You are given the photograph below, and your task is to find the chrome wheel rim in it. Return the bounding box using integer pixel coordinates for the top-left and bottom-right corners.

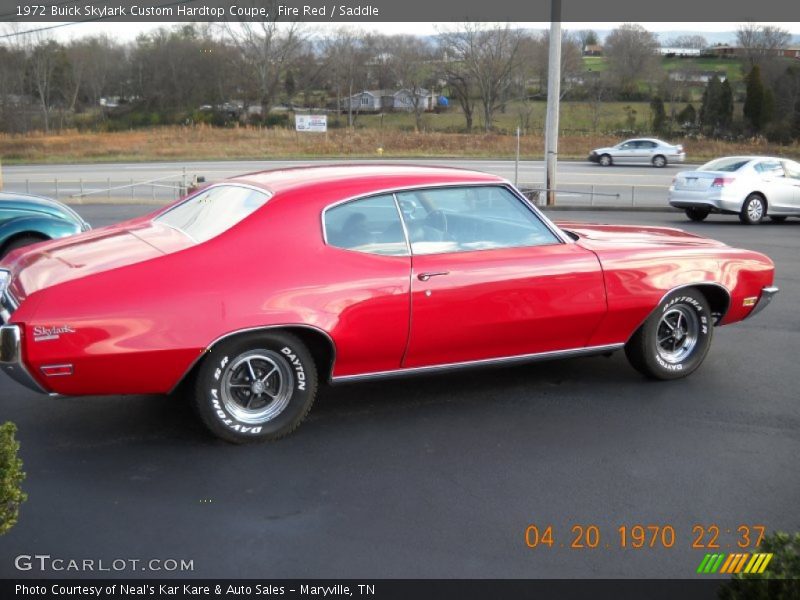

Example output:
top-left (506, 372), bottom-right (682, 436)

top-left (654, 156), bottom-right (665, 167)
top-left (600, 156), bottom-right (611, 166)
top-left (747, 199), bottom-right (763, 221)
top-left (656, 306), bottom-right (699, 364)
top-left (220, 350), bottom-right (293, 424)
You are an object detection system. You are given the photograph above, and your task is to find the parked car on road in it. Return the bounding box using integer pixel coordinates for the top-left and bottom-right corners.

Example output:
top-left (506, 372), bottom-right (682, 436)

top-left (0, 165), bottom-right (777, 442)
top-left (669, 156), bottom-right (800, 224)
top-left (589, 138), bottom-right (686, 167)
top-left (0, 192), bottom-right (90, 258)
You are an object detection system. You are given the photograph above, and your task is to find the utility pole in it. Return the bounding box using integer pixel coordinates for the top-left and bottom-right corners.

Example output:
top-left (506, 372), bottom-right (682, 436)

top-left (544, 0), bottom-right (562, 206)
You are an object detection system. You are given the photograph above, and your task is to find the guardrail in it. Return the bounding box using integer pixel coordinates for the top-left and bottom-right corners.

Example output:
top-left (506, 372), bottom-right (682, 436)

top-left (2, 176), bottom-right (670, 208)
top-left (519, 182), bottom-right (668, 208)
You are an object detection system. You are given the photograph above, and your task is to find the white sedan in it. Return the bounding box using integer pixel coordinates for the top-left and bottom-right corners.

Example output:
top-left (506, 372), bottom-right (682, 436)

top-left (669, 156), bottom-right (800, 225)
top-left (588, 138), bottom-right (686, 167)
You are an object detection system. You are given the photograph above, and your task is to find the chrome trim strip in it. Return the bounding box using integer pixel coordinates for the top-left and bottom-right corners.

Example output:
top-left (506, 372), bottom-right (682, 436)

top-left (168, 323), bottom-right (338, 393)
top-left (0, 324), bottom-right (47, 394)
top-left (746, 286), bottom-right (779, 320)
top-left (330, 343), bottom-right (624, 384)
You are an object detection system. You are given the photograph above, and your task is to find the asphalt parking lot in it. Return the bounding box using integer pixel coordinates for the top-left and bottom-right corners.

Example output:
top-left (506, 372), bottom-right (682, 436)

top-left (1, 206), bottom-right (798, 579)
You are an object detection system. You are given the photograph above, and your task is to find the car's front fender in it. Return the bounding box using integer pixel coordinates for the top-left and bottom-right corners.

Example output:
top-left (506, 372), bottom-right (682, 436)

top-left (0, 216), bottom-right (82, 249)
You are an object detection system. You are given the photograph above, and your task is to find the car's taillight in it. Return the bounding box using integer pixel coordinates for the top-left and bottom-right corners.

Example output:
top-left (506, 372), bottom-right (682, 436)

top-left (677, 145), bottom-right (684, 152)
top-left (711, 177), bottom-right (734, 188)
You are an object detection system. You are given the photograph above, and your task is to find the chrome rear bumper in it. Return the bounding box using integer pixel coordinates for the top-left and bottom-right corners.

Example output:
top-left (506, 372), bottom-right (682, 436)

top-left (747, 286), bottom-right (779, 320)
top-left (0, 324), bottom-right (46, 393)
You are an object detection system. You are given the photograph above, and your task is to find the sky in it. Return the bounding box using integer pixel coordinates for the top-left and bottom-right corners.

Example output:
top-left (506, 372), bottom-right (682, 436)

top-left (5, 21), bottom-right (800, 42)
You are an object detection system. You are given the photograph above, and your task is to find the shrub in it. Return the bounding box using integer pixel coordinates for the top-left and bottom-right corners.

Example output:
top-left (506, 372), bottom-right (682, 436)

top-left (719, 531), bottom-right (800, 600)
top-left (0, 422), bottom-right (27, 535)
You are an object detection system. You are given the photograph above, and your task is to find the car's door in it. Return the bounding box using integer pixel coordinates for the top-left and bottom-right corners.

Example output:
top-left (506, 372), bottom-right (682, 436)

top-left (396, 186), bottom-right (607, 369)
top-left (638, 140), bottom-right (658, 164)
top-left (322, 193), bottom-right (412, 377)
top-left (781, 160), bottom-right (800, 212)
top-left (612, 141), bottom-right (637, 164)
top-left (754, 160), bottom-right (796, 213)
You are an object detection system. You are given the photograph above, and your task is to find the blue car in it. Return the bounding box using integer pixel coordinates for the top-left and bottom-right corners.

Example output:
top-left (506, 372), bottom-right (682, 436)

top-left (0, 192), bottom-right (91, 258)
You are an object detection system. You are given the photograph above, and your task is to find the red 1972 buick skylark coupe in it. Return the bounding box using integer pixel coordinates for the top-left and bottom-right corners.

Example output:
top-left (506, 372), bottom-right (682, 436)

top-left (0, 165), bottom-right (778, 442)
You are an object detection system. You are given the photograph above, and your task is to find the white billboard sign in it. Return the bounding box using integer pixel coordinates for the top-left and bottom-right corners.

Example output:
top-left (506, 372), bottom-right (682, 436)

top-left (295, 115), bottom-right (328, 132)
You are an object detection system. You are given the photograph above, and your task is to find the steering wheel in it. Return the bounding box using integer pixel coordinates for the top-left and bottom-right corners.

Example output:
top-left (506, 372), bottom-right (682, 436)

top-left (426, 209), bottom-right (449, 234)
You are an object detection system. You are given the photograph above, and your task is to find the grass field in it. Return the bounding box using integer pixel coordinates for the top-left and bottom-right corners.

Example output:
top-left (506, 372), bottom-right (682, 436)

top-left (1, 123), bottom-right (798, 165)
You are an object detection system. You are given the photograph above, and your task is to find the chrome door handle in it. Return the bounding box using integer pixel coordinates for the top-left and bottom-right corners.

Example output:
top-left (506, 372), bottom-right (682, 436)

top-left (417, 271), bottom-right (449, 281)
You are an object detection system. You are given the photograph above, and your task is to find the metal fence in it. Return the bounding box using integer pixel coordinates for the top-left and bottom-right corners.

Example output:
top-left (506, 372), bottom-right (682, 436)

top-left (2, 176), bottom-right (670, 209)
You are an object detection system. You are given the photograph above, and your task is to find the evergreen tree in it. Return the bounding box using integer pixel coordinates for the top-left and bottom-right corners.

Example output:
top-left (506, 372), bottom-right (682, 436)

top-left (700, 75), bottom-right (723, 134)
top-left (650, 96), bottom-right (667, 134)
top-left (744, 65), bottom-right (766, 132)
top-left (719, 79), bottom-right (734, 129)
top-left (677, 103), bottom-right (696, 126)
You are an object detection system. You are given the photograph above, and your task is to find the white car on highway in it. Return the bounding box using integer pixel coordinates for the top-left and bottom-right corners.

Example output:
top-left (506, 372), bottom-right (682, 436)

top-left (669, 156), bottom-right (800, 225)
top-left (589, 138), bottom-right (686, 168)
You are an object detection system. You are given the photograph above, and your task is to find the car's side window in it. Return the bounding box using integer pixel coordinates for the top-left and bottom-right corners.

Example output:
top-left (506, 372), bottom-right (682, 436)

top-left (782, 161), bottom-right (800, 180)
top-left (324, 194), bottom-right (408, 256)
top-left (755, 161), bottom-right (784, 177)
top-left (395, 186), bottom-right (560, 256)
top-left (643, 141), bottom-right (657, 149)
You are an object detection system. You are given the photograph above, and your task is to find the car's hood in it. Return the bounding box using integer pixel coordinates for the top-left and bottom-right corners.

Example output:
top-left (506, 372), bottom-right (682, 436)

top-left (5, 220), bottom-right (194, 301)
top-left (590, 147), bottom-right (615, 154)
top-left (557, 222), bottom-right (727, 249)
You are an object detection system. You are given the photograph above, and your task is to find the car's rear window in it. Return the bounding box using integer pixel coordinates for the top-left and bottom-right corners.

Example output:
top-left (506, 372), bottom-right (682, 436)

top-left (155, 185), bottom-right (270, 242)
top-left (698, 158), bottom-right (751, 172)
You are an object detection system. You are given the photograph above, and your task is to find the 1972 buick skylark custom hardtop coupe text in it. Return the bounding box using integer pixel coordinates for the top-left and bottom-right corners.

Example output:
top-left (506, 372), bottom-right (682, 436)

top-left (0, 165), bottom-right (778, 442)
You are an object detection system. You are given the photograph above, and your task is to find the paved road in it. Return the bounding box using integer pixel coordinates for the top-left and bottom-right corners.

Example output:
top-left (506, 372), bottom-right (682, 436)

top-left (0, 208), bottom-right (797, 579)
top-left (1, 159), bottom-right (690, 206)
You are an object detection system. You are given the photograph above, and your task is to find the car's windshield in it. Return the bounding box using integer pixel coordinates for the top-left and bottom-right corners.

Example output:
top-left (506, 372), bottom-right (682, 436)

top-left (155, 185), bottom-right (271, 242)
top-left (698, 158), bottom-right (751, 172)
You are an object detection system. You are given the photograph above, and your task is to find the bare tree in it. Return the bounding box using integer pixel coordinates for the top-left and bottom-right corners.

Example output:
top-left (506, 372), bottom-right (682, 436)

top-left (26, 33), bottom-right (63, 132)
top-left (663, 35), bottom-right (708, 49)
top-left (386, 35), bottom-right (436, 131)
top-left (736, 23), bottom-right (791, 66)
top-left (321, 28), bottom-right (372, 127)
top-left (604, 24), bottom-right (660, 96)
top-left (224, 11), bottom-right (304, 117)
top-left (439, 24), bottom-right (523, 132)
top-left (523, 30), bottom-right (582, 97)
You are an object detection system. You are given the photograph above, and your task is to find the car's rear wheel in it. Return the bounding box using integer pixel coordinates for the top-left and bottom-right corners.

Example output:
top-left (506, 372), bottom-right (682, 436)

top-left (193, 332), bottom-right (318, 443)
top-left (625, 287), bottom-right (713, 380)
top-left (739, 194), bottom-right (765, 225)
top-left (1, 234), bottom-right (47, 259)
top-left (599, 154), bottom-right (613, 167)
top-left (685, 207), bottom-right (710, 222)
top-left (652, 155), bottom-right (667, 168)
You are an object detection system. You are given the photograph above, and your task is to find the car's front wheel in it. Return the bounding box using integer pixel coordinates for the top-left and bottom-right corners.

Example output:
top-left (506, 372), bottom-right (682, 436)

top-left (739, 194), bottom-right (766, 225)
top-left (625, 287), bottom-right (714, 380)
top-left (599, 154), bottom-right (613, 167)
top-left (193, 332), bottom-right (318, 443)
top-left (685, 207), bottom-right (710, 222)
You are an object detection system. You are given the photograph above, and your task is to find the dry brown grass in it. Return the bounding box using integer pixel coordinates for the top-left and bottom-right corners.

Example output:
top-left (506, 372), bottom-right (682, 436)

top-left (1, 125), bottom-right (799, 164)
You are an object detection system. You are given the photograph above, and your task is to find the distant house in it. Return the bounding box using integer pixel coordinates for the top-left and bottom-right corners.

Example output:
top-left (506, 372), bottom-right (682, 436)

top-left (342, 89), bottom-right (437, 113)
top-left (778, 47), bottom-right (800, 59)
top-left (705, 44), bottom-right (800, 59)
top-left (668, 70), bottom-right (728, 83)
top-left (659, 47), bottom-right (702, 57)
top-left (583, 44), bottom-right (603, 56)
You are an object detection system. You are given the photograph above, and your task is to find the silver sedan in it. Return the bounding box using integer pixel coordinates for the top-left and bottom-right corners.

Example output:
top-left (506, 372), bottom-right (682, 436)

top-left (669, 156), bottom-right (800, 225)
top-left (589, 138), bottom-right (686, 168)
